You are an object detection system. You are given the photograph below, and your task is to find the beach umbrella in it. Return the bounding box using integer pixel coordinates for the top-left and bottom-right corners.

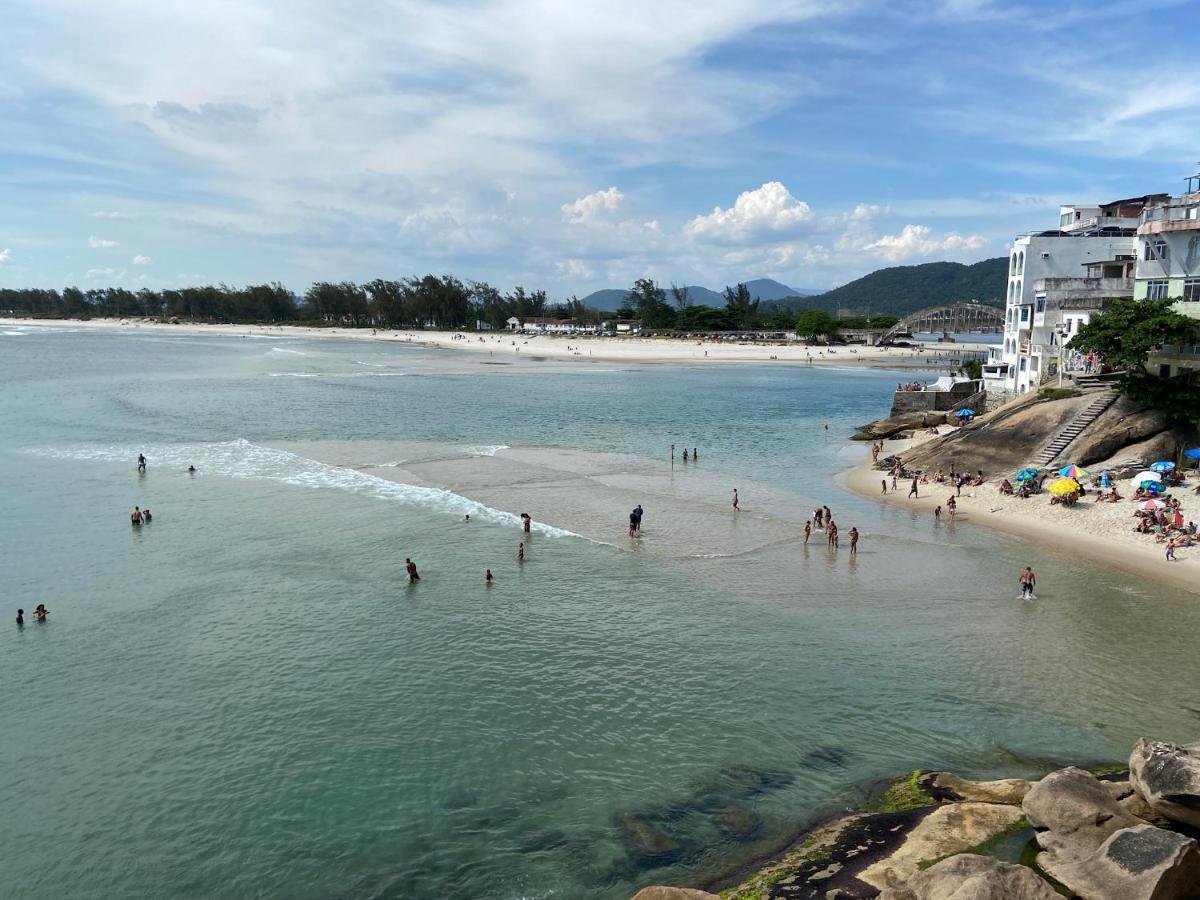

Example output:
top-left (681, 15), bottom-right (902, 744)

top-left (1140, 499), bottom-right (1166, 511)
top-left (1150, 461), bottom-right (1176, 474)
top-left (1184, 447), bottom-right (1200, 460)
top-left (955, 408), bottom-right (975, 418)
top-left (1057, 464), bottom-right (1089, 480)
top-left (1049, 477), bottom-right (1080, 496)
top-left (1133, 470), bottom-right (1163, 483)
top-left (1014, 467), bottom-right (1039, 482)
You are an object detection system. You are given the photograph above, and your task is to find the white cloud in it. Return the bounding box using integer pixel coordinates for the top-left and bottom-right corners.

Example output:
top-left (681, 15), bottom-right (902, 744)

top-left (556, 258), bottom-right (594, 279)
top-left (86, 267), bottom-right (116, 279)
top-left (561, 187), bottom-right (624, 224)
top-left (88, 235), bottom-right (118, 248)
top-left (0, 248), bottom-right (10, 264)
top-left (90, 211), bottom-right (128, 219)
top-left (132, 254), bottom-right (151, 265)
top-left (863, 224), bottom-right (985, 261)
top-left (685, 182), bottom-right (813, 242)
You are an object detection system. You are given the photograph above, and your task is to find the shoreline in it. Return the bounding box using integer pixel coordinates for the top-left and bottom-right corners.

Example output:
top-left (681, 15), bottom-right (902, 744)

top-left (2, 316), bottom-right (992, 370)
top-left (843, 441), bottom-right (1199, 596)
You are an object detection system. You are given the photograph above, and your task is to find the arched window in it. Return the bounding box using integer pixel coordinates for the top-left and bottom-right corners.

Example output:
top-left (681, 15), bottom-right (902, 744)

top-left (1017, 252), bottom-right (1024, 275)
top-left (1011, 253), bottom-right (1018, 274)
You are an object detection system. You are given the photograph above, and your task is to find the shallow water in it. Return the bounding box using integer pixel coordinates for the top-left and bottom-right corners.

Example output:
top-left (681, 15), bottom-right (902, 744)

top-left (1, 326), bottom-right (1196, 899)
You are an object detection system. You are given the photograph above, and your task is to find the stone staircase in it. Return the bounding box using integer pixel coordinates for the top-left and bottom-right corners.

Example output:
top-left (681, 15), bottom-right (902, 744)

top-left (1031, 389), bottom-right (1119, 467)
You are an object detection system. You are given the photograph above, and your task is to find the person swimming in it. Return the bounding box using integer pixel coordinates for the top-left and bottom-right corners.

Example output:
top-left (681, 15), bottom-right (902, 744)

top-left (464, 514), bottom-right (471, 523)
top-left (188, 465), bottom-right (196, 474)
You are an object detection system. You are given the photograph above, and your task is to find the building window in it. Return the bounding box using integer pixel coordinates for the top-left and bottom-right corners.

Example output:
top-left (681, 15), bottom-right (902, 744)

top-left (1011, 253), bottom-right (1017, 275)
top-left (1060, 212), bottom-right (1072, 228)
top-left (1035, 296), bottom-right (1046, 313)
top-left (1018, 251), bottom-right (1024, 275)
top-left (1145, 239), bottom-right (1168, 261)
top-left (1019, 358), bottom-right (1026, 371)
top-left (1020, 306), bottom-right (1029, 322)
top-left (1184, 279), bottom-right (1200, 301)
top-left (1146, 280), bottom-right (1170, 300)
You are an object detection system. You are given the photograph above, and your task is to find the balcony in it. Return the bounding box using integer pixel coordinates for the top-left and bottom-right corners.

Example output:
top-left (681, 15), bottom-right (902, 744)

top-left (1031, 277), bottom-right (1132, 311)
top-left (1139, 199), bottom-right (1200, 235)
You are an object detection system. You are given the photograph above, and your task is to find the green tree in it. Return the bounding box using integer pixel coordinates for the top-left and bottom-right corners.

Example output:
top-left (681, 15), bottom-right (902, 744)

top-left (794, 310), bottom-right (838, 341)
top-left (722, 283), bottom-right (760, 329)
top-left (1072, 296), bottom-right (1200, 424)
top-left (628, 278), bottom-right (675, 329)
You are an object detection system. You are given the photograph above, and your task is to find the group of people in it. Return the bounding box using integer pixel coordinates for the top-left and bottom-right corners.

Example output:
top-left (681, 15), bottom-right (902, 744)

top-left (628, 504), bottom-right (645, 536)
top-left (15, 604), bottom-right (49, 626)
top-left (802, 505), bottom-right (859, 554)
top-left (669, 445), bottom-right (700, 464)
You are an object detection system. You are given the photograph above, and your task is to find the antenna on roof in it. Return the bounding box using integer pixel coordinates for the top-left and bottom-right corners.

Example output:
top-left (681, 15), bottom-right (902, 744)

top-left (1187, 164), bottom-right (1200, 194)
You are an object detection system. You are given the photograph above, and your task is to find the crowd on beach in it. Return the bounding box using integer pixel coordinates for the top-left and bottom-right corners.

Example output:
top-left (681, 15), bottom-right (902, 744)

top-left (872, 437), bottom-right (1198, 565)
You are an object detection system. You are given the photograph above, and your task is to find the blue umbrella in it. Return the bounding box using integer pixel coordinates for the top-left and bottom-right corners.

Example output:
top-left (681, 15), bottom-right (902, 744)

top-left (1143, 481), bottom-right (1164, 494)
top-left (1150, 460), bottom-right (1176, 473)
top-left (1015, 467), bottom-right (1039, 482)
top-left (1098, 470), bottom-right (1112, 488)
top-left (955, 408), bottom-right (975, 418)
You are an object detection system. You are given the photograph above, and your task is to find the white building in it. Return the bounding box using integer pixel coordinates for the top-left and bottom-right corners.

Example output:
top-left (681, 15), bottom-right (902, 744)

top-left (1136, 176), bottom-right (1200, 378)
top-left (984, 195), bottom-right (1166, 395)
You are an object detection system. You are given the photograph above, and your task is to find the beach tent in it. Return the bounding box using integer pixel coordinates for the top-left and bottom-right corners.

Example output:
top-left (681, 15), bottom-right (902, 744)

top-left (1150, 460), bottom-right (1176, 474)
top-left (1058, 464), bottom-right (1088, 480)
top-left (1049, 478), bottom-right (1080, 496)
top-left (1098, 470), bottom-right (1113, 488)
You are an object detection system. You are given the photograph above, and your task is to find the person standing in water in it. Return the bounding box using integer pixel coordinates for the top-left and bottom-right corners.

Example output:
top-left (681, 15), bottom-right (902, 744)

top-left (693, 448), bottom-right (698, 461)
top-left (16, 608), bottom-right (24, 627)
top-left (406, 558), bottom-right (420, 582)
top-left (803, 521), bottom-right (811, 545)
top-left (485, 569), bottom-right (494, 584)
top-left (517, 543), bottom-right (525, 562)
top-left (521, 513), bottom-right (531, 533)
top-left (682, 449), bottom-right (688, 462)
top-left (1019, 566), bottom-right (1036, 599)
top-left (137, 453), bottom-right (147, 472)
top-left (131, 506), bottom-right (143, 525)
top-left (848, 527), bottom-right (859, 555)
top-left (633, 505), bottom-right (643, 531)
top-left (732, 489), bottom-right (739, 511)
top-left (34, 604), bottom-right (48, 623)
top-left (142, 508), bottom-right (152, 522)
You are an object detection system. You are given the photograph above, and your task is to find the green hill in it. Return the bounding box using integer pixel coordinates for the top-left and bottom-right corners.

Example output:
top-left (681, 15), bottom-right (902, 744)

top-left (763, 258), bottom-right (1006, 318)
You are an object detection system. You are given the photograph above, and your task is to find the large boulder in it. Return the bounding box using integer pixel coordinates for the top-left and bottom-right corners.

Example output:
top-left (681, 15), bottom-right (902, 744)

top-left (1022, 767), bottom-right (1144, 871)
top-left (630, 888), bottom-right (718, 900)
top-left (859, 802), bottom-right (1024, 891)
top-left (1049, 823), bottom-right (1200, 900)
top-left (859, 411), bottom-right (947, 440)
top-left (921, 772), bottom-right (1031, 805)
top-left (879, 853), bottom-right (1058, 900)
top-left (1129, 739), bottom-right (1200, 829)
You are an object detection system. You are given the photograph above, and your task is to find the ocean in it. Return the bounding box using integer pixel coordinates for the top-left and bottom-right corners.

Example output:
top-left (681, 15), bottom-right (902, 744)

top-left (2, 325), bottom-right (1196, 899)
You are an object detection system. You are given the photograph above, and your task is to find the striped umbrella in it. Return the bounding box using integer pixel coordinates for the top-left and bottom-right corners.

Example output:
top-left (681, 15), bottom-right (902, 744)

top-left (1058, 464), bottom-right (1089, 480)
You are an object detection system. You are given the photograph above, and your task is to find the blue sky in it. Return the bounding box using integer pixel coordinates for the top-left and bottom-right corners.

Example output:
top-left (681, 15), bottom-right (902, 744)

top-left (2, 0), bottom-right (1199, 296)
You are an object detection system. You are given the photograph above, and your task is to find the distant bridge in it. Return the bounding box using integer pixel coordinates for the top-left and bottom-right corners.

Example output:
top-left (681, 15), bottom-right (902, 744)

top-left (881, 303), bottom-right (1004, 343)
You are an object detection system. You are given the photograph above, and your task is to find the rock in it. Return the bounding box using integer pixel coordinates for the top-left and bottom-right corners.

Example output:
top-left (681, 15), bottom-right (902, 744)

top-left (1129, 738), bottom-right (1200, 829)
top-left (858, 411), bottom-right (947, 440)
top-left (712, 803), bottom-right (763, 841)
top-left (878, 853), bottom-right (1058, 900)
top-left (1049, 823), bottom-right (1200, 900)
top-left (616, 813), bottom-right (685, 867)
top-left (858, 802), bottom-right (1025, 891)
top-left (631, 888), bottom-right (719, 900)
top-left (922, 772), bottom-right (1031, 805)
top-left (1022, 766), bottom-right (1144, 869)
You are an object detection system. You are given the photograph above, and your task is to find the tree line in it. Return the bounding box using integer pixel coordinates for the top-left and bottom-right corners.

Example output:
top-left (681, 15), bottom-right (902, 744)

top-left (0, 276), bottom-right (895, 336)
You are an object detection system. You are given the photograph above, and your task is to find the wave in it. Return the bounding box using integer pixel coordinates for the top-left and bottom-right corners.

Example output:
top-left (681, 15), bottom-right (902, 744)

top-left (3, 330), bottom-right (30, 336)
top-left (28, 439), bottom-right (579, 538)
top-left (267, 371), bottom-right (406, 378)
top-left (468, 445), bottom-right (509, 457)
top-left (268, 346), bottom-right (306, 355)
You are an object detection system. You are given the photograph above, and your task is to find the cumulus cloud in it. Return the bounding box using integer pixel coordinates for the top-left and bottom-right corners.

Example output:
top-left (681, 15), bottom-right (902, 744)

top-left (132, 254), bottom-right (151, 265)
top-left (561, 187), bottom-right (624, 224)
top-left (863, 225), bottom-right (985, 261)
top-left (88, 235), bottom-right (118, 248)
top-left (684, 182), bottom-right (813, 242)
top-left (556, 258), bottom-right (594, 279)
top-left (0, 248), bottom-right (10, 264)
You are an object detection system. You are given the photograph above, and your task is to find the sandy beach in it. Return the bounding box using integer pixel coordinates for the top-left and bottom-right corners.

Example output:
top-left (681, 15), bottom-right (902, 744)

top-left (2, 317), bottom-right (989, 369)
top-left (844, 430), bottom-right (1199, 595)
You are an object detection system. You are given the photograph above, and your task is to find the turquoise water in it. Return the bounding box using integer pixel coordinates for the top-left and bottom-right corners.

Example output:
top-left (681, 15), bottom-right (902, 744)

top-left (2, 326), bottom-right (1197, 899)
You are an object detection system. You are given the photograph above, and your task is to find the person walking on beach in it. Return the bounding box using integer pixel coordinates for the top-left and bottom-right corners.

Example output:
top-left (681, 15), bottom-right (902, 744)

top-left (1166, 540), bottom-right (1178, 562)
top-left (137, 453), bottom-right (146, 472)
top-left (891, 472), bottom-right (898, 491)
top-left (1019, 566), bottom-right (1035, 599)
top-left (881, 478), bottom-right (887, 494)
top-left (934, 504), bottom-right (941, 522)
top-left (848, 527), bottom-right (859, 555)
top-left (732, 489), bottom-right (739, 511)
top-left (406, 558), bottom-right (420, 582)
top-left (517, 542), bottom-right (525, 562)
top-left (907, 477), bottom-right (919, 499)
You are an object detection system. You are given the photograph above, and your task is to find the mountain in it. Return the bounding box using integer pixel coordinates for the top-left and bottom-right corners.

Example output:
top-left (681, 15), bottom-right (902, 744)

top-left (580, 278), bottom-right (820, 310)
top-left (761, 258), bottom-right (1007, 318)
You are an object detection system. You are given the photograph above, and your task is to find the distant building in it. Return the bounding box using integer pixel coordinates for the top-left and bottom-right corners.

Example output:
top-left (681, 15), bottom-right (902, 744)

top-left (985, 194), bottom-right (1166, 395)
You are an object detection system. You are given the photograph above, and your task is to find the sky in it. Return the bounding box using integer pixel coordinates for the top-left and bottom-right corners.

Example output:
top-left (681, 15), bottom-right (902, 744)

top-left (2, 0), bottom-right (1200, 297)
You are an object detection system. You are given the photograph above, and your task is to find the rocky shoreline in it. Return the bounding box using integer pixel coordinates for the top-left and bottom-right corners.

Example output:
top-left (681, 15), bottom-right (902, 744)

top-left (633, 737), bottom-right (1200, 900)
